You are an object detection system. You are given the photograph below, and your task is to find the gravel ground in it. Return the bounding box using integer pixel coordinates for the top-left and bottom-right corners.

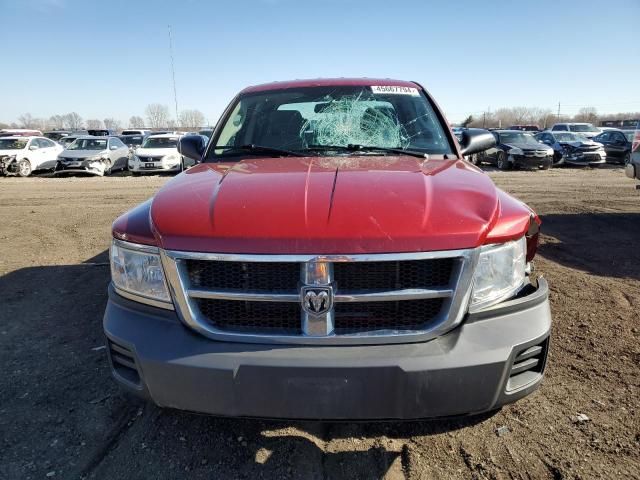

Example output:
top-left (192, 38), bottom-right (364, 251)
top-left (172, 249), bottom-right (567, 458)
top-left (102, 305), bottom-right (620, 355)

top-left (0, 166), bottom-right (638, 479)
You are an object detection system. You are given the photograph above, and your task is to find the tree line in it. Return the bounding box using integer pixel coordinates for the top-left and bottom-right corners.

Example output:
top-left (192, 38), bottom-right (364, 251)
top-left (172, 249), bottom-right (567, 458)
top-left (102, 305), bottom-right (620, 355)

top-left (5, 104), bottom-right (638, 132)
top-left (1, 104), bottom-right (208, 131)
top-left (460, 107), bottom-right (640, 129)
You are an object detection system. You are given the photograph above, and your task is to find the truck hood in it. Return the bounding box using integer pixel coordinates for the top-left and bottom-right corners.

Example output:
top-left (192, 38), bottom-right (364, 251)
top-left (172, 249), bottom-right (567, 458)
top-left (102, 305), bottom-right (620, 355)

top-left (135, 147), bottom-right (178, 157)
top-left (503, 142), bottom-right (550, 152)
top-left (558, 139), bottom-right (600, 148)
top-left (60, 149), bottom-right (107, 159)
top-left (0, 149), bottom-right (26, 157)
top-left (149, 156), bottom-right (510, 254)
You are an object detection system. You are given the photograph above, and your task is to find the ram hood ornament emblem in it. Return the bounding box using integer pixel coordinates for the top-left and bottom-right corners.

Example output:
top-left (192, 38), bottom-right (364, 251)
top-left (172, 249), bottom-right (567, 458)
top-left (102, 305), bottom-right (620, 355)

top-left (301, 286), bottom-right (333, 316)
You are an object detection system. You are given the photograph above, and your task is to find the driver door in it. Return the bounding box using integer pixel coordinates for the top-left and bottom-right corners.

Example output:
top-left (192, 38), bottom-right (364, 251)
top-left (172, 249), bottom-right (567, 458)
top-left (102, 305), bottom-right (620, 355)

top-left (607, 132), bottom-right (626, 161)
top-left (37, 138), bottom-right (62, 169)
top-left (482, 132), bottom-right (500, 163)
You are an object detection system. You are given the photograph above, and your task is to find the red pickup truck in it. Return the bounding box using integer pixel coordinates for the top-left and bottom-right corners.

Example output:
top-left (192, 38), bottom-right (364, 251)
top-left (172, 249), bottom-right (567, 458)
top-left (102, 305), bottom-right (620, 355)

top-left (104, 78), bottom-right (551, 420)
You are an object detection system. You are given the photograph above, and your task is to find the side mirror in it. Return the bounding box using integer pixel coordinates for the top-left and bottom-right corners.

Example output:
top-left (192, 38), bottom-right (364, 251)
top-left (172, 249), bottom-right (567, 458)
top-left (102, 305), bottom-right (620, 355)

top-left (110, 145), bottom-right (118, 150)
top-left (29, 145), bottom-right (39, 150)
top-left (459, 128), bottom-right (496, 156)
top-left (178, 136), bottom-right (205, 162)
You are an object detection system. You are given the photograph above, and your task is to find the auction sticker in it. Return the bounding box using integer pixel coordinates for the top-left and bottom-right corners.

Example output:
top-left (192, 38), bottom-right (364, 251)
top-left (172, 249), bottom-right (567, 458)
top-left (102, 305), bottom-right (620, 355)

top-left (371, 85), bottom-right (420, 96)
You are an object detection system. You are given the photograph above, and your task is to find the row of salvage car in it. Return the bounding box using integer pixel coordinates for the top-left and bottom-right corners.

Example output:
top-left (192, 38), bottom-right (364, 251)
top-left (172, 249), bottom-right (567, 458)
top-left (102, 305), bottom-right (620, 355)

top-left (461, 127), bottom-right (635, 170)
top-left (0, 131), bottom-right (207, 177)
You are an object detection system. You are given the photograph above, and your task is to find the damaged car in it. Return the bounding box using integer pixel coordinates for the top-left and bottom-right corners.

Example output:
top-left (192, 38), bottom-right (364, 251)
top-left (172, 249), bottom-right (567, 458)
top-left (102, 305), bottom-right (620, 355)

top-left (535, 131), bottom-right (606, 166)
top-left (104, 78), bottom-right (552, 421)
top-left (0, 136), bottom-right (63, 177)
top-left (476, 130), bottom-right (554, 170)
top-left (55, 136), bottom-right (129, 176)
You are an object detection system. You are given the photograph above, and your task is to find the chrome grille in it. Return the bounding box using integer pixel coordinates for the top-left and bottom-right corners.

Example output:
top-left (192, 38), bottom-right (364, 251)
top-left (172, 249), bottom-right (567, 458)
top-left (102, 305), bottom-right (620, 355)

top-left (187, 260), bottom-right (300, 291)
top-left (195, 299), bottom-right (302, 334)
top-left (161, 249), bottom-right (478, 345)
top-left (333, 259), bottom-right (453, 290)
top-left (333, 298), bottom-right (445, 334)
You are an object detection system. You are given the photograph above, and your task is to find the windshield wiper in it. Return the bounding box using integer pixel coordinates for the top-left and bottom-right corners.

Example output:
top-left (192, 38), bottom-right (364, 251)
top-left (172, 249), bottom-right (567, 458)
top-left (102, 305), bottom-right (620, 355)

top-left (305, 144), bottom-right (428, 159)
top-left (215, 144), bottom-right (303, 158)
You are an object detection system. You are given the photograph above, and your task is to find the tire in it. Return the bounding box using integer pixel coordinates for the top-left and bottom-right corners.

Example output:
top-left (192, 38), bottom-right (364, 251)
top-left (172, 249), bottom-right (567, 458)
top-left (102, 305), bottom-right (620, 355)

top-left (541, 162), bottom-right (551, 170)
top-left (17, 159), bottom-right (32, 177)
top-left (496, 152), bottom-right (510, 170)
top-left (623, 152), bottom-right (631, 165)
top-left (104, 159), bottom-right (112, 176)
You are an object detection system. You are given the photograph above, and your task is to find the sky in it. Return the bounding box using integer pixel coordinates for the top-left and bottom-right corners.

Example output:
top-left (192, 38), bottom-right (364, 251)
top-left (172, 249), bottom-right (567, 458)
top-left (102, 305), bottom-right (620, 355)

top-left (1, 0), bottom-right (639, 126)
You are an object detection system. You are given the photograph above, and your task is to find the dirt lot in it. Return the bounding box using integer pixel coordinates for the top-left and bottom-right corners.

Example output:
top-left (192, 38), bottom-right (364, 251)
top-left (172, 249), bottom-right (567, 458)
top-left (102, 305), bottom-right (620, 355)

top-left (1, 167), bottom-right (638, 480)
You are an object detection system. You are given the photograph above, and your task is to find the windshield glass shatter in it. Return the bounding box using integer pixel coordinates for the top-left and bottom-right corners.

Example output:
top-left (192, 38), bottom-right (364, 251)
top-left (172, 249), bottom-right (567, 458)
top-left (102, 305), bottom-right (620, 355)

top-left (301, 95), bottom-right (410, 149)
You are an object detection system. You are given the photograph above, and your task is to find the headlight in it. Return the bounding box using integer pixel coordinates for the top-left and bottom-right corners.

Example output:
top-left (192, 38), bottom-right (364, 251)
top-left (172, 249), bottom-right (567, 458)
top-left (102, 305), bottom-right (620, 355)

top-left (509, 147), bottom-right (523, 156)
top-left (86, 154), bottom-right (106, 162)
top-left (110, 239), bottom-right (172, 307)
top-left (469, 237), bottom-right (526, 312)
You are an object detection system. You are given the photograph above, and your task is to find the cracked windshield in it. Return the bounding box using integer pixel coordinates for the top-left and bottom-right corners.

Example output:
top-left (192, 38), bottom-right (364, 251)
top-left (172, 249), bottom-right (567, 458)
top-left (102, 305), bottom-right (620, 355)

top-left (211, 85), bottom-right (452, 158)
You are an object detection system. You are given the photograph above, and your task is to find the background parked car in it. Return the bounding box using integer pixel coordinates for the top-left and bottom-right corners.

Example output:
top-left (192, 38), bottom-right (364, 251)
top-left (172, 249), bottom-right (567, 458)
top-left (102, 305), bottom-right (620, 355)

top-left (0, 136), bottom-right (63, 176)
top-left (592, 129), bottom-right (634, 165)
top-left (551, 123), bottom-right (601, 139)
top-left (121, 129), bottom-right (151, 136)
top-left (0, 129), bottom-right (43, 137)
top-left (451, 126), bottom-right (466, 142)
top-left (43, 130), bottom-right (73, 141)
top-left (58, 135), bottom-right (82, 148)
top-left (55, 136), bottom-right (129, 176)
top-left (129, 133), bottom-right (201, 175)
top-left (87, 129), bottom-right (118, 137)
top-left (535, 131), bottom-right (606, 166)
top-left (476, 130), bottom-right (553, 170)
top-left (625, 129), bottom-right (640, 181)
top-left (118, 134), bottom-right (148, 149)
top-left (198, 128), bottom-right (214, 139)
top-left (508, 125), bottom-right (541, 132)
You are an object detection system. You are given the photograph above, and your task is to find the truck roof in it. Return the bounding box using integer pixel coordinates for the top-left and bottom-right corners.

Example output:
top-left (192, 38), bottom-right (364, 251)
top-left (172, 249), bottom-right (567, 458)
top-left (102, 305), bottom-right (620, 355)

top-left (241, 78), bottom-right (419, 94)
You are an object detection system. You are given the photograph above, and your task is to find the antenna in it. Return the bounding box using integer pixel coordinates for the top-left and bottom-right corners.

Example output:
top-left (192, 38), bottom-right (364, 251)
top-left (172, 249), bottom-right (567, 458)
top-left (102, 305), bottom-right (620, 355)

top-left (168, 25), bottom-right (179, 124)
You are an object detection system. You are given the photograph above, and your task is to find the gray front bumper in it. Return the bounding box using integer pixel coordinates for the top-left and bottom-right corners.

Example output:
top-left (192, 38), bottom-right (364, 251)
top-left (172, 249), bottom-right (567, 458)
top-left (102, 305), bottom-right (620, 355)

top-left (103, 280), bottom-right (551, 420)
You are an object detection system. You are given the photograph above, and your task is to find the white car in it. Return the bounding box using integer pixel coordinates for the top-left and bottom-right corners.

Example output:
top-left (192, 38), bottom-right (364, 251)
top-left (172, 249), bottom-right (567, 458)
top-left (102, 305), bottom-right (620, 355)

top-left (0, 136), bottom-right (63, 177)
top-left (550, 123), bottom-right (601, 139)
top-left (129, 133), bottom-right (199, 174)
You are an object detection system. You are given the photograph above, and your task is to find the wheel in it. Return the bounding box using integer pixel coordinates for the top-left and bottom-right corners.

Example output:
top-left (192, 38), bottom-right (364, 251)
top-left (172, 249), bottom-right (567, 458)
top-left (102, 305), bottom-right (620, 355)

top-left (541, 162), bottom-right (551, 170)
top-left (131, 171), bottom-right (140, 177)
top-left (103, 159), bottom-right (112, 176)
top-left (623, 152), bottom-right (631, 165)
top-left (468, 154), bottom-right (480, 166)
top-left (17, 159), bottom-right (32, 177)
top-left (496, 152), bottom-right (510, 170)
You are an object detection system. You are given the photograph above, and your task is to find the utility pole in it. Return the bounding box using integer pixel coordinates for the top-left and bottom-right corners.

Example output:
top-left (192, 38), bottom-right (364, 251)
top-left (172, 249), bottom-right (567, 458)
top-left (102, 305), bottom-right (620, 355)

top-left (482, 111), bottom-right (486, 128)
top-left (168, 25), bottom-right (179, 125)
top-left (557, 101), bottom-right (561, 121)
